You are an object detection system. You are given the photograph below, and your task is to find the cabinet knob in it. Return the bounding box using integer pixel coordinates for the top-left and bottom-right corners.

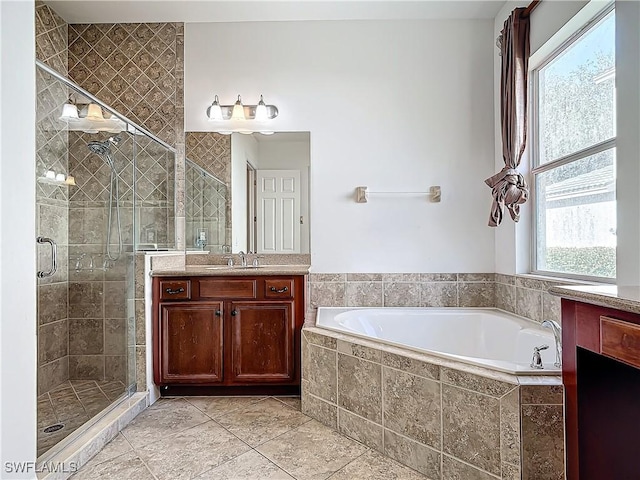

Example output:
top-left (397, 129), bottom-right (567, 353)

top-left (269, 286), bottom-right (288, 293)
top-left (231, 310), bottom-right (238, 316)
top-left (215, 310), bottom-right (221, 316)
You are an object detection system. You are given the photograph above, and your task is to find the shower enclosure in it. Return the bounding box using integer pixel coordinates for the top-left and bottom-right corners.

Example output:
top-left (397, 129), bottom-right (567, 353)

top-left (35, 61), bottom-right (175, 458)
top-left (185, 159), bottom-right (229, 252)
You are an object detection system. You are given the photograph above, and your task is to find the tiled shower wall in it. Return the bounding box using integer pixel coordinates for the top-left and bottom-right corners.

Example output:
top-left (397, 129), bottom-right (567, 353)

top-left (66, 132), bottom-right (134, 383)
top-left (185, 133), bottom-right (232, 250)
top-left (66, 130), bottom-right (174, 383)
top-left (62, 20), bottom-right (183, 384)
top-left (68, 22), bottom-right (184, 148)
top-left (308, 273), bottom-right (578, 325)
top-left (36, 5), bottom-right (185, 389)
top-left (35, 1), bottom-right (70, 395)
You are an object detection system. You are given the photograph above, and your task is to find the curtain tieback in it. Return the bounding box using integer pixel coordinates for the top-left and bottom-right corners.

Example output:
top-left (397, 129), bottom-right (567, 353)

top-left (485, 167), bottom-right (529, 226)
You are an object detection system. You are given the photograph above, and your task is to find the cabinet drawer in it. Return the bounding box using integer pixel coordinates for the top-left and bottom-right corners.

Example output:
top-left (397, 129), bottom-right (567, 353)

top-left (601, 316), bottom-right (640, 369)
top-left (264, 279), bottom-right (294, 299)
top-left (159, 280), bottom-right (191, 300)
top-left (199, 279), bottom-right (256, 299)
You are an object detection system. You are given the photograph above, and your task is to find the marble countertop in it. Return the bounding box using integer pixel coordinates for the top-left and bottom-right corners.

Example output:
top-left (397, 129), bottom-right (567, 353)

top-left (151, 264), bottom-right (310, 277)
top-left (549, 284), bottom-right (640, 315)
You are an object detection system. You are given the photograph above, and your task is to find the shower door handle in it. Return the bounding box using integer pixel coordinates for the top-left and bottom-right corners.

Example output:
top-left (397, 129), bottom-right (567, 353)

top-left (37, 236), bottom-right (57, 278)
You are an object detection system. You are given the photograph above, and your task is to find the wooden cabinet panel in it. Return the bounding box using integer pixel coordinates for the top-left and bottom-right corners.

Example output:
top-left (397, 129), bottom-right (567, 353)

top-left (601, 316), bottom-right (640, 368)
top-left (159, 302), bottom-right (223, 384)
top-left (159, 280), bottom-right (191, 300)
top-left (199, 279), bottom-right (256, 299)
top-left (228, 302), bottom-right (294, 383)
top-left (562, 300), bottom-right (640, 480)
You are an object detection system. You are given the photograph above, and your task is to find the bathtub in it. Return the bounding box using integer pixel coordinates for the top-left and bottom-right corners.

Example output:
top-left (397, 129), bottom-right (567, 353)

top-left (315, 307), bottom-right (560, 375)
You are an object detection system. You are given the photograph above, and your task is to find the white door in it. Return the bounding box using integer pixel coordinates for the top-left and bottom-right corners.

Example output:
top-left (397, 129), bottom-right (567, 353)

top-left (256, 170), bottom-right (301, 253)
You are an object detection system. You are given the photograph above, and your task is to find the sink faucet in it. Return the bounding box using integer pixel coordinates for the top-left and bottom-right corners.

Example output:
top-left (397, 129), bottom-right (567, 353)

top-left (239, 251), bottom-right (247, 267)
top-left (542, 320), bottom-right (562, 368)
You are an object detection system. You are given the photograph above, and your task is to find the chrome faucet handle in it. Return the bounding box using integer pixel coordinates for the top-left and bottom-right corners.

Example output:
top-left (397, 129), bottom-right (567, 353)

top-left (542, 320), bottom-right (562, 368)
top-left (530, 344), bottom-right (549, 369)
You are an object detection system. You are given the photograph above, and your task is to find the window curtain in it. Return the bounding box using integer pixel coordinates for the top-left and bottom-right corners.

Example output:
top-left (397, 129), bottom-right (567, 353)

top-left (485, 8), bottom-right (531, 227)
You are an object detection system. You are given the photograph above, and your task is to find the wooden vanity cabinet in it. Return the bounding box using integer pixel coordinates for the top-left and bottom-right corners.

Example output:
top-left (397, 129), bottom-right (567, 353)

top-left (153, 275), bottom-right (305, 395)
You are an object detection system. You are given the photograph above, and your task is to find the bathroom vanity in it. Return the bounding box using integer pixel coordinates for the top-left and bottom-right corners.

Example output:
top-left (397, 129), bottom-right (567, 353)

top-left (152, 266), bottom-right (308, 395)
top-left (551, 285), bottom-right (640, 480)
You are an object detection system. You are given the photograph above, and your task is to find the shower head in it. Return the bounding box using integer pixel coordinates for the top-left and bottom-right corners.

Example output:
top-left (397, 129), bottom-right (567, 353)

top-left (87, 140), bottom-right (110, 156)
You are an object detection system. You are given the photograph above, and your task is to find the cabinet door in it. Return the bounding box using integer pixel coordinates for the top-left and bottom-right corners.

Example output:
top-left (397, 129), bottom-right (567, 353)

top-left (159, 302), bottom-right (223, 384)
top-left (229, 301), bottom-right (294, 383)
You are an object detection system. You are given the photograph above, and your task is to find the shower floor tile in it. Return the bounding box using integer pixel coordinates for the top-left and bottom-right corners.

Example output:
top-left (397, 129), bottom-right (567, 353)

top-left (37, 380), bottom-right (126, 458)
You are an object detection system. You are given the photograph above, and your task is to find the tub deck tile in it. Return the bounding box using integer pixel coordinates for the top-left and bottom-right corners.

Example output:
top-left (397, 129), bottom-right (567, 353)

top-left (337, 354), bottom-right (382, 423)
top-left (383, 429), bottom-right (441, 479)
top-left (382, 351), bottom-right (440, 380)
top-left (337, 408), bottom-right (383, 452)
top-left (442, 384), bottom-right (501, 476)
top-left (441, 367), bottom-right (516, 398)
top-left (383, 368), bottom-right (441, 450)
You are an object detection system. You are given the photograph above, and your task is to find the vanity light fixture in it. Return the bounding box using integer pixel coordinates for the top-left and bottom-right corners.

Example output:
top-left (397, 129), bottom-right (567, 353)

top-left (231, 95), bottom-right (246, 120)
top-left (206, 94), bottom-right (279, 121)
top-left (254, 95), bottom-right (268, 122)
top-left (208, 95), bottom-right (223, 120)
top-left (59, 99), bottom-right (127, 134)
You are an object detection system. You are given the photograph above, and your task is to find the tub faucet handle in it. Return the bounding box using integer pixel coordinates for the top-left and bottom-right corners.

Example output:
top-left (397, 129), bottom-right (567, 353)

top-left (530, 344), bottom-right (548, 369)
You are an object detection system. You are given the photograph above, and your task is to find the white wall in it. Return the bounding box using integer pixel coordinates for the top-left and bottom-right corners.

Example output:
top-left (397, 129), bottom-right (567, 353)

top-left (0, 0), bottom-right (38, 476)
top-left (230, 134), bottom-right (258, 252)
top-left (257, 139), bottom-right (311, 254)
top-left (185, 19), bottom-right (496, 273)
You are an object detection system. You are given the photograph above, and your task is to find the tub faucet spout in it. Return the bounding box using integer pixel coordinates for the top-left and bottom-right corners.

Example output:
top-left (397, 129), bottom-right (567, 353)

top-left (542, 320), bottom-right (562, 368)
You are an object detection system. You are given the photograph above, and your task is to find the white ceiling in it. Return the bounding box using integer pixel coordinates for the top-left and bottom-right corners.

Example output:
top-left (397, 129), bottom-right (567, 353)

top-left (45, 1), bottom-right (507, 24)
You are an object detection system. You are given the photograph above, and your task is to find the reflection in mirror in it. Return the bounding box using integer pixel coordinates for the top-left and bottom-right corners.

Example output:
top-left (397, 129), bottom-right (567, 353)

top-left (185, 132), bottom-right (310, 254)
top-left (185, 159), bottom-right (229, 252)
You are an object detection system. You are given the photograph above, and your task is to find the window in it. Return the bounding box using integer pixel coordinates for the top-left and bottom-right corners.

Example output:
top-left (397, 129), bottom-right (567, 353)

top-left (532, 8), bottom-right (616, 280)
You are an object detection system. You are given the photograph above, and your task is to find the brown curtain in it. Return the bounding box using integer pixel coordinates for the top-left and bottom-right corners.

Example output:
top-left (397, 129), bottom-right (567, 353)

top-left (486, 8), bottom-right (530, 227)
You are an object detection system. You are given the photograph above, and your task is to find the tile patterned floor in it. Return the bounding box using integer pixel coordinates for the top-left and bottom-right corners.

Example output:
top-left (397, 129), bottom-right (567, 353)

top-left (71, 396), bottom-right (429, 480)
top-left (37, 380), bottom-right (126, 457)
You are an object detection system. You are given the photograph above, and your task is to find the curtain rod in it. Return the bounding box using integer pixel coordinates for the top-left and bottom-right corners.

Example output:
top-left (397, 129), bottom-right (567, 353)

top-left (522, 0), bottom-right (541, 18)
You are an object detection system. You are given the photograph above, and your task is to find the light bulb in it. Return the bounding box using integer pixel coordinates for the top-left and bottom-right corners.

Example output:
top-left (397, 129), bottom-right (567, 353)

top-left (59, 103), bottom-right (79, 121)
top-left (207, 95), bottom-right (223, 121)
top-left (255, 95), bottom-right (268, 121)
top-left (231, 95), bottom-right (245, 120)
top-left (86, 103), bottom-right (104, 120)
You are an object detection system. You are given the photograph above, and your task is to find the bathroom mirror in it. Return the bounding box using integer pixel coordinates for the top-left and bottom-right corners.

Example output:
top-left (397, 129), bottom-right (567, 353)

top-left (185, 131), bottom-right (310, 254)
